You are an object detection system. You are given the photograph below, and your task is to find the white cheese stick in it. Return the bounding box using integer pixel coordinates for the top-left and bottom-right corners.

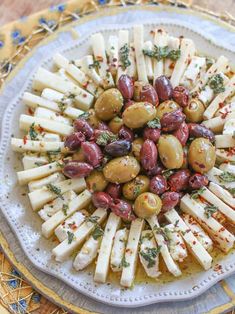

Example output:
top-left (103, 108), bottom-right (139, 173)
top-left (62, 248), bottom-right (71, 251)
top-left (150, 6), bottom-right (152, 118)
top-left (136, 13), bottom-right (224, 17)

top-left (200, 187), bottom-right (235, 223)
top-left (55, 211), bottom-right (86, 242)
top-left (19, 114), bottom-right (73, 136)
top-left (22, 155), bottom-right (48, 170)
top-left (133, 25), bottom-right (148, 82)
top-left (107, 35), bottom-right (119, 76)
top-left (147, 215), bottom-right (182, 277)
top-left (164, 224), bottom-right (187, 262)
top-left (215, 135), bottom-right (235, 148)
top-left (143, 41), bottom-right (154, 80)
top-left (38, 190), bottom-right (77, 221)
top-left (216, 149), bottom-right (235, 163)
top-left (182, 214), bottom-right (213, 252)
top-left (180, 194), bottom-right (234, 253)
top-left (202, 111), bottom-right (235, 133)
top-left (116, 30), bottom-right (129, 81)
top-left (120, 218), bottom-right (145, 287)
top-left (11, 138), bottom-right (65, 154)
top-left (94, 213), bottom-right (121, 283)
top-left (33, 67), bottom-right (94, 110)
top-left (180, 56), bottom-right (206, 89)
top-left (17, 161), bottom-right (63, 185)
top-left (165, 36), bottom-right (180, 78)
top-left (139, 230), bottom-right (161, 278)
top-left (209, 182), bottom-right (235, 209)
top-left (110, 228), bottom-right (128, 272)
top-left (165, 209), bottom-right (212, 270)
top-left (223, 118), bottom-right (235, 135)
top-left (170, 38), bottom-right (195, 88)
top-left (42, 189), bottom-right (91, 238)
top-left (26, 132), bottom-right (61, 142)
top-left (203, 75), bottom-right (235, 119)
top-left (29, 178), bottom-right (86, 211)
top-left (90, 33), bottom-right (114, 89)
top-left (23, 92), bottom-right (60, 112)
top-left (219, 163), bottom-right (235, 175)
top-left (206, 167), bottom-right (235, 190)
top-left (215, 102), bottom-right (235, 117)
top-left (57, 68), bottom-right (78, 85)
top-left (127, 42), bottom-right (137, 80)
top-left (192, 55), bottom-right (229, 93)
top-left (34, 107), bottom-right (71, 125)
top-left (75, 55), bottom-right (103, 86)
top-left (28, 172), bottom-right (65, 192)
top-left (73, 233), bottom-right (101, 271)
top-left (52, 207), bottom-right (107, 261)
top-left (41, 88), bottom-right (73, 105)
top-left (153, 29), bottom-right (168, 81)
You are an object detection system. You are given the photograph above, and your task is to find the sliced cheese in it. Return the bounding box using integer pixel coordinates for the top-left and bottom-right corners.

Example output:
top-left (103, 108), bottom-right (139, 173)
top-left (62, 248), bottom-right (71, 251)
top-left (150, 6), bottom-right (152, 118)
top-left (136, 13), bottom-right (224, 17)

top-left (120, 218), bottom-right (145, 287)
top-left (147, 215), bottom-right (182, 277)
top-left (11, 138), bottom-right (65, 153)
top-left (180, 56), bottom-right (206, 89)
top-left (164, 36), bottom-right (180, 78)
top-left (110, 228), bottom-right (128, 272)
top-left (153, 29), bottom-right (168, 81)
top-left (28, 172), bottom-right (65, 192)
top-left (107, 35), bottom-right (119, 76)
top-left (52, 207), bottom-right (107, 261)
top-left (165, 209), bottom-right (212, 270)
top-left (94, 213), bottom-right (121, 283)
top-left (23, 92), bottom-right (60, 111)
top-left (202, 111), bottom-right (235, 133)
top-left (34, 107), bottom-right (71, 125)
top-left (41, 88), bottom-right (72, 104)
top-left (75, 55), bottom-right (103, 86)
top-left (215, 134), bottom-right (235, 148)
top-left (209, 182), bottom-right (235, 209)
top-left (143, 41), bottom-right (154, 80)
top-left (133, 25), bottom-right (148, 82)
top-left (116, 30), bottom-right (129, 81)
top-left (22, 155), bottom-right (48, 170)
top-left (164, 224), bottom-right (187, 262)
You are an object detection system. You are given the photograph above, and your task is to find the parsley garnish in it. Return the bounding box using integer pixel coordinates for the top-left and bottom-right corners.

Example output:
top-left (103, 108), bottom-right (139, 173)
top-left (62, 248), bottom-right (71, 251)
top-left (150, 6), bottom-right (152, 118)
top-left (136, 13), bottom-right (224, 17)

top-left (133, 185), bottom-right (141, 198)
top-left (119, 44), bottom-right (131, 70)
top-left (46, 184), bottom-right (63, 200)
top-left (218, 171), bottom-right (235, 182)
top-left (143, 46), bottom-right (181, 61)
top-left (209, 74), bottom-right (225, 94)
top-left (140, 247), bottom-right (161, 268)
top-left (29, 123), bottom-right (38, 140)
top-left (167, 49), bottom-right (181, 61)
top-left (121, 256), bottom-right (130, 268)
top-left (147, 117), bottom-right (161, 129)
top-left (153, 226), bottom-right (170, 242)
top-left (92, 225), bottom-right (104, 240)
top-left (34, 161), bottom-right (45, 167)
top-left (58, 100), bottom-right (67, 112)
top-left (78, 111), bottom-right (91, 120)
top-left (190, 187), bottom-right (206, 200)
top-left (67, 231), bottom-right (74, 244)
top-left (96, 131), bottom-right (117, 146)
top-left (86, 215), bottom-right (99, 224)
top-left (62, 204), bottom-right (68, 216)
top-left (88, 60), bottom-right (101, 70)
top-left (204, 204), bottom-right (218, 218)
top-left (227, 187), bottom-right (235, 197)
top-left (162, 169), bottom-right (174, 179)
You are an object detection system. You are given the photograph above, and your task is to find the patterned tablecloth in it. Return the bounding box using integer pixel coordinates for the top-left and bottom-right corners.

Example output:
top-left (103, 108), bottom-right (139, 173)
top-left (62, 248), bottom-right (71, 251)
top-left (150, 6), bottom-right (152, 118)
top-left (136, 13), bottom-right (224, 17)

top-left (0, 1), bottom-right (235, 313)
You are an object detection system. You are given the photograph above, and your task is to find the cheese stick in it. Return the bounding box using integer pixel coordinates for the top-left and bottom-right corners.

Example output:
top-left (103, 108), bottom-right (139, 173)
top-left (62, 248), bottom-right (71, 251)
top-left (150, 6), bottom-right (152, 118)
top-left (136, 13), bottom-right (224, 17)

top-left (164, 224), bottom-right (187, 262)
top-left (28, 172), bottom-right (65, 192)
top-left (206, 167), bottom-right (235, 190)
top-left (209, 182), bottom-right (235, 209)
top-left (75, 55), bottom-right (103, 86)
top-left (170, 38), bottom-right (195, 88)
top-left (11, 138), bottom-right (65, 154)
top-left (120, 218), bottom-right (145, 287)
top-left (52, 207), bottom-right (107, 261)
top-left (202, 111), bottom-right (235, 133)
top-left (23, 92), bottom-right (60, 111)
top-left (219, 162), bottom-right (235, 175)
top-left (165, 36), bottom-right (180, 78)
top-left (216, 149), bottom-right (235, 163)
top-left (143, 41), bottom-right (154, 80)
top-left (215, 135), bottom-right (235, 148)
top-left (22, 155), bottom-right (48, 170)
top-left (180, 194), bottom-right (234, 253)
top-left (116, 30), bottom-right (129, 82)
top-left (42, 189), bottom-right (91, 238)
top-left (107, 35), bottom-right (119, 76)
top-left (223, 118), bottom-right (235, 135)
top-left (57, 68), bottom-right (78, 85)
top-left (153, 29), bottom-right (168, 81)
top-left (26, 132), bottom-right (61, 143)
top-left (19, 114), bottom-right (73, 136)
top-left (180, 56), bottom-right (206, 89)
top-left (94, 213), bottom-right (121, 283)
top-left (90, 33), bottom-right (114, 89)
top-left (133, 25), bottom-right (148, 82)
top-left (215, 101), bottom-right (235, 117)
top-left (111, 228), bottom-right (128, 272)
top-left (41, 88), bottom-right (73, 105)
top-left (165, 209), bottom-right (212, 270)
top-left (147, 215), bottom-right (182, 277)
top-left (34, 107), bottom-right (71, 125)
top-left (29, 178), bottom-right (86, 211)
top-left (127, 42), bottom-right (137, 79)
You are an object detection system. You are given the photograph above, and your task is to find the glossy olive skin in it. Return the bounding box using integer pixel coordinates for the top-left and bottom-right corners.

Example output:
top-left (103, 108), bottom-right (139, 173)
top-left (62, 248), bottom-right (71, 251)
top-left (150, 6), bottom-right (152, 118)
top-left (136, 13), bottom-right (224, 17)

top-left (122, 175), bottom-right (150, 200)
top-left (160, 109), bottom-right (186, 132)
top-left (118, 126), bottom-right (134, 142)
top-left (131, 138), bottom-right (144, 161)
top-left (133, 82), bottom-right (159, 106)
top-left (104, 139), bottom-right (131, 157)
top-left (94, 88), bottom-right (123, 121)
top-left (155, 100), bottom-right (180, 119)
top-left (184, 99), bottom-right (205, 123)
top-left (188, 123), bottom-right (215, 142)
top-left (140, 139), bottom-right (158, 171)
top-left (81, 142), bottom-right (103, 168)
top-left (103, 156), bottom-right (140, 183)
top-left (108, 117), bottom-right (123, 134)
top-left (92, 192), bottom-right (112, 209)
top-left (168, 169), bottom-right (191, 192)
top-left (189, 173), bottom-right (209, 189)
top-left (158, 135), bottom-right (184, 169)
top-left (161, 192), bottom-right (180, 212)
top-left (110, 199), bottom-right (136, 221)
top-left (74, 119), bottom-right (94, 139)
top-left (154, 75), bottom-right (173, 102)
top-left (173, 122), bottom-right (189, 146)
top-left (64, 132), bottom-right (85, 151)
top-left (117, 74), bottom-right (134, 100)
top-left (134, 192), bottom-right (162, 218)
top-left (105, 183), bottom-right (122, 199)
top-left (172, 86), bottom-right (190, 107)
top-left (63, 161), bottom-right (93, 178)
top-left (143, 127), bottom-right (161, 142)
top-left (149, 175), bottom-right (167, 195)
top-left (188, 138), bottom-right (216, 174)
top-left (86, 170), bottom-right (108, 192)
top-left (122, 102), bottom-right (157, 129)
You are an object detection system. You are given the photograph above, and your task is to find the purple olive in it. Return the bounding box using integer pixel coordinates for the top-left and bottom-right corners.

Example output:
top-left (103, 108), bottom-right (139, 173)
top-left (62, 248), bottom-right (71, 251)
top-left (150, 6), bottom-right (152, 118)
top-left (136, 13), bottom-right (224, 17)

top-left (110, 199), bottom-right (136, 221)
top-left (118, 125), bottom-right (134, 142)
top-left (155, 75), bottom-right (173, 102)
top-left (92, 192), bottom-right (112, 209)
top-left (143, 127), bottom-right (161, 142)
top-left (64, 132), bottom-right (85, 151)
top-left (104, 139), bottom-right (131, 157)
top-left (105, 183), bottom-right (122, 199)
top-left (74, 119), bottom-right (94, 139)
top-left (117, 75), bottom-right (134, 100)
top-left (160, 109), bottom-right (186, 132)
top-left (188, 123), bottom-right (215, 142)
top-left (168, 169), bottom-right (191, 192)
top-left (63, 161), bottom-right (93, 178)
top-left (161, 192), bottom-right (180, 212)
top-left (189, 173), bottom-right (209, 189)
top-left (150, 175), bottom-right (168, 195)
top-left (81, 141), bottom-right (103, 167)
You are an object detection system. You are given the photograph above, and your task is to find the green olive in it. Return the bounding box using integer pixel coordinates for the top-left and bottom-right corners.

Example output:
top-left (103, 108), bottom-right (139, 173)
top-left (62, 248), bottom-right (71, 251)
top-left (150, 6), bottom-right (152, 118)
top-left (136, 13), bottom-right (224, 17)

top-left (188, 138), bottom-right (216, 174)
top-left (86, 109), bottom-right (101, 128)
top-left (123, 102), bottom-right (156, 129)
top-left (134, 192), bottom-right (162, 218)
top-left (108, 116), bottom-right (123, 134)
top-left (184, 99), bottom-right (205, 123)
top-left (131, 137), bottom-right (144, 161)
top-left (123, 175), bottom-right (150, 201)
top-left (158, 135), bottom-right (184, 169)
top-left (103, 156), bottom-right (140, 184)
top-left (86, 170), bottom-right (108, 192)
top-left (156, 100), bottom-right (179, 119)
top-left (94, 88), bottom-right (123, 121)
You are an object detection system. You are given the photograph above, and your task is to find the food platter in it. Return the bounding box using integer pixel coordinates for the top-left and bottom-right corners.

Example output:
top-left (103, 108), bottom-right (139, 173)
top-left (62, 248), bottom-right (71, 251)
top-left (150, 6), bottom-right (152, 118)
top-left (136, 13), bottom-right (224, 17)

top-left (0, 6), bottom-right (235, 310)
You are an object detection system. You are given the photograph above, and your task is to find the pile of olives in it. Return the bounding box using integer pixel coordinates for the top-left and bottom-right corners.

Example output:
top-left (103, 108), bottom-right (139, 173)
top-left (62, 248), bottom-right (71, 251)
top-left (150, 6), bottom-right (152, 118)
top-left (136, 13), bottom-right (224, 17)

top-left (62, 74), bottom-right (216, 221)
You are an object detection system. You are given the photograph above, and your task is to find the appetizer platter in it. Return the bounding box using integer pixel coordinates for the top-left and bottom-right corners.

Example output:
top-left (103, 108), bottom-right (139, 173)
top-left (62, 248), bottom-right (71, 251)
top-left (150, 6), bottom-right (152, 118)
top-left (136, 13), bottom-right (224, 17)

top-left (1, 20), bottom-right (235, 306)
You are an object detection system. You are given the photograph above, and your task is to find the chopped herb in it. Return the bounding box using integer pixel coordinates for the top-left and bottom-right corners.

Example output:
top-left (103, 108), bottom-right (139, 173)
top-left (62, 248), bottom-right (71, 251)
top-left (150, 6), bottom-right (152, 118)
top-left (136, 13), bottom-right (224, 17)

top-left (56, 161), bottom-right (64, 168)
top-left (190, 187), bottom-right (206, 200)
top-left (206, 57), bottom-right (214, 69)
top-left (162, 169), bottom-right (174, 179)
top-left (92, 225), bottom-right (104, 240)
top-left (167, 49), bottom-right (181, 61)
top-left (96, 131), bottom-right (117, 146)
top-left (209, 74), bottom-right (225, 94)
top-left (143, 45), bottom-right (180, 61)
top-left (174, 219), bottom-right (180, 228)
top-left (121, 256), bottom-right (130, 268)
top-left (29, 123), bottom-right (38, 140)
top-left (140, 232), bottom-right (153, 243)
top-left (218, 171), bottom-right (235, 182)
top-left (133, 185), bottom-right (141, 197)
top-left (34, 161), bottom-right (45, 167)
top-left (226, 187), bottom-right (235, 197)
top-left (68, 93), bottom-right (76, 99)
top-left (62, 204), bottom-right (68, 216)
top-left (88, 60), bottom-right (101, 70)
top-left (58, 100), bottom-right (67, 112)
top-left (86, 215), bottom-right (99, 224)
top-left (147, 117), bottom-right (161, 129)
top-left (140, 247), bottom-right (161, 268)
top-left (67, 231), bottom-right (74, 244)
top-left (46, 184), bottom-right (63, 200)
top-left (204, 204), bottom-right (218, 218)
top-left (119, 44), bottom-right (131, 70)
top-left (153, 226), bottom-right (170, 242)
top-left (78, 111), bottom-right (91, 120)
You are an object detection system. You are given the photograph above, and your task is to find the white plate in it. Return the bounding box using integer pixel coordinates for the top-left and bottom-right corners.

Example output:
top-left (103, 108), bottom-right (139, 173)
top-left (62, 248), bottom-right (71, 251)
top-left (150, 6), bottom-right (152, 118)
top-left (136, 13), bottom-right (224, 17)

top-left (0, 12), bottom-right (235, 308)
